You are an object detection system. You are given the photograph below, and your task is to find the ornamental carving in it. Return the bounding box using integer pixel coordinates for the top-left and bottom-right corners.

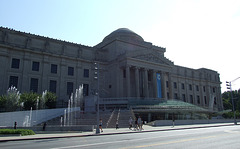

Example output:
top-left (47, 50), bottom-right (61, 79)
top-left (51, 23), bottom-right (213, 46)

top-left (133, 54), bottom-right (167, 65)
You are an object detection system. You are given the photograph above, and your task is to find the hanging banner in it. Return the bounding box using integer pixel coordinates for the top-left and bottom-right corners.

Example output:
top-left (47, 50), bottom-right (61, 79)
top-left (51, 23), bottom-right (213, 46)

top-left (156, 73), bottom-right (162, 98)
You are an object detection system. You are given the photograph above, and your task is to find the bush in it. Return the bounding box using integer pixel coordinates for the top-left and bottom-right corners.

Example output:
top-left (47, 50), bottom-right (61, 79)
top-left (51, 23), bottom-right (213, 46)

top-left (0, 95), bottom-right (7, 111)
top-left (45, 92), bottom-right (57, 109)
top-left (0, 129), bottom-right (35, 136)
top-left (19, 92), bottom-right (40, 110)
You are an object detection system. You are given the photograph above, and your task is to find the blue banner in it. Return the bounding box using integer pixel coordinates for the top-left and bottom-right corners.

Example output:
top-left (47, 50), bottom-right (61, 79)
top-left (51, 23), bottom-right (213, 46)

top-left (156, 73), bottom-right (162, 98)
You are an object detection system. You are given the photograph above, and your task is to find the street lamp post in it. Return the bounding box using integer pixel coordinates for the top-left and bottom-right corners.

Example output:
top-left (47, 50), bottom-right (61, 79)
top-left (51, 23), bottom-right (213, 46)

top-left (94, 62), bottom-right (100, 134)
top-left (226, 77), bottom-right (240, 125)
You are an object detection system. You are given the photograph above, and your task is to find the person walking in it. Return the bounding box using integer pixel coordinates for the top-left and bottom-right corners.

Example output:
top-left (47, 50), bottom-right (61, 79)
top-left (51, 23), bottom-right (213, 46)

top-left (116, 120), bottom-right (119, 129)
top-left (137, 116), bottom-right (142, 131)
top-left (129, 117), bottom-right (133, 130)
top-left (134, 119), bottom-right (138, 131)
top-left (99, 119), bottom-right (103, 132)
top-left (172, 114), bottom-right (175, 128)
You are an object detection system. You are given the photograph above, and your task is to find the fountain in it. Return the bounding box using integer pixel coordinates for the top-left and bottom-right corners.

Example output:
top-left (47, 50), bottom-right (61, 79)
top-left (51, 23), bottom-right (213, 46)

top-left (41, 90), bottom-right (47, 109)
top-left (64, 85), bottom-right (83, 126)
top-left (64, 109), bottom-right (67, 126)
top-left (22, 107), bottom-right (32, 127)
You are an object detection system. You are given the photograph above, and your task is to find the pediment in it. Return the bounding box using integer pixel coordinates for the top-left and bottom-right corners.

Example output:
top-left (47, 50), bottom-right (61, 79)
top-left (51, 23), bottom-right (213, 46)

top-left (132, 53), bottom-right (174, 66)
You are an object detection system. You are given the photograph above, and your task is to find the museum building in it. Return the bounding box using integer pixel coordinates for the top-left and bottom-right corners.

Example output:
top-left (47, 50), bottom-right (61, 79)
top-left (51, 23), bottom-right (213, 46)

top-left (0, 27), bottom-right (223, 115)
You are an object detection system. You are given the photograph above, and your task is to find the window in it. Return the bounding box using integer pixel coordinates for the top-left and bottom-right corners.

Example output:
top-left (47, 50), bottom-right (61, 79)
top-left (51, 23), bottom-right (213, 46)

top-left (197, 96), bottom-right (200, 104)
top-left (51, 64), bottom-right (57, 74)
top-left (49, 80), bottom-right (57, 93)
top-left (174, 93), bottom-right (178, 99)
top-left (9, 76), bottom-right (18, 88)
top-left (11, 58), bottom-right (20, 69)
top-left (174, 82), bottom-right (177, 89)
top-left (166, 81), bottom-right (169, 88)
top-left (83, 84), bottom-right (89, 96)
top-left (32, 61), bottom-right (40, 71)
top-left (190, 95), bottom-right (193, 103)
top-left (83, 69), bottom-right (89, 78)
top-left (68, 67), bottom-right (74, 76)
top-left (204, 96), bottom-right (207, 105)
top-left (67, 82), bottom-right (73, 96)
top-left (213, 87), bottom-right (216, 93)
top-left (167, 92), bottom-right (169, 99)
top-left (181, 83), bottom-right (185, 90)
top-left (182, 94), bottom-right (186, 102)
top-left (123, 69), bottom-right (126, 78)
top-left (214, 97), bottom-right (217, 105)
top-left (30, 78), bottom-right (38, 92)
top-left (189, 84), bottom-right (192, 90)
top-left (203, 86), bottom-right (206, 92)
top-left (196, 85), bottom-right (199, 91)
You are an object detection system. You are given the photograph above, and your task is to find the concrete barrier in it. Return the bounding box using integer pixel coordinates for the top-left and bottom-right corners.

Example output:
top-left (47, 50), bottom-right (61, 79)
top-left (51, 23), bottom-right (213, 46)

top-left (0, 108), bottom-right (80, 127)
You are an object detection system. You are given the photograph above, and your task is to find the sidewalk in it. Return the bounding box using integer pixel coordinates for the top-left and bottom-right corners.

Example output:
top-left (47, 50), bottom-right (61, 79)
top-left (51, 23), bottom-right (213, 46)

top-left (0, 123), bottom-right (235, 142)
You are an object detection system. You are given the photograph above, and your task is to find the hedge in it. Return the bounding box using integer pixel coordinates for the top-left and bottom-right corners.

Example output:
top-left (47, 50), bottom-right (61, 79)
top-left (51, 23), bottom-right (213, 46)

top-left (0, 129), bottom-right (35, 136)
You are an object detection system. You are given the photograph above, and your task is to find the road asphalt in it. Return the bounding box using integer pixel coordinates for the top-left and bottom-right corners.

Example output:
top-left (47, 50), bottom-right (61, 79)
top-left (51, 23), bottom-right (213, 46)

top-left (0, 123), bottom-right (236, 142)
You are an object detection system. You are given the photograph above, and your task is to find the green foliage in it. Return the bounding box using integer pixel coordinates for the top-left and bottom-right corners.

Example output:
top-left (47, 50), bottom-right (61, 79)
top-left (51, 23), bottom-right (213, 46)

top-left (222, 89), bottom-right (240, 118)
top-left (0, 129), bottom-right (35, 136)
top-left (5, 86), bottom-right (21, 112)
top-left (45, 92), bottom-right (57, 109)
top-left (19, 92), bottom-right (40, 110)
top-left (0, 95), bottom-right (7, 111)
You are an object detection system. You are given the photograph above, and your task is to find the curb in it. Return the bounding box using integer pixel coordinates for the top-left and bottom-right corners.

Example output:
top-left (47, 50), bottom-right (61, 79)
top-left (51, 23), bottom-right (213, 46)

top-left (0, 123), bottom-right (235, 142)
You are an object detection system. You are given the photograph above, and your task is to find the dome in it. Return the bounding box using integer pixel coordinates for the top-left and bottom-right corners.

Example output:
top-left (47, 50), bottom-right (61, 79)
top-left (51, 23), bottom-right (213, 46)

top-left (103, 28), bottom-right (144, 42)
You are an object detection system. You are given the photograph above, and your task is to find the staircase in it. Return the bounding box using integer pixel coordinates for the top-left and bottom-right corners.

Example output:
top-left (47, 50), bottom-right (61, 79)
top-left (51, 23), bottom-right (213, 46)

top-left (105, 109), bottom-right (135, 128)
top-left (40, 109), bottom-right (135, 129)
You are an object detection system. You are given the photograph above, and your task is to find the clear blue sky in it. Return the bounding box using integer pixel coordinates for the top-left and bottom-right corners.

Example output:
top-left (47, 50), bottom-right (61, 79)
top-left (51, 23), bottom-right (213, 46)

top-left (1, 0), bottom-right (240, 92)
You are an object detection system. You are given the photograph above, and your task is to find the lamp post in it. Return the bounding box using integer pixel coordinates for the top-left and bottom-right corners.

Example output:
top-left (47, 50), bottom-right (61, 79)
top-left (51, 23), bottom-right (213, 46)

top-left (226, 77), bottom-right (240, 125)
top-left (94, 62), bottom-right (100, 134)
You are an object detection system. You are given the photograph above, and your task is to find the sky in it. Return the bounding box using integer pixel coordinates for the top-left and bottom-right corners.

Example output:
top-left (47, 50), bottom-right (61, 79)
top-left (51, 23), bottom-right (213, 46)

top-left (1, 0), bottom-right (240, 92)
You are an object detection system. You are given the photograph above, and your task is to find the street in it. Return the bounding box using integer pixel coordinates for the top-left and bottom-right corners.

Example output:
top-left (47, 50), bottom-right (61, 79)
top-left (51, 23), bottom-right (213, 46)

top-left (0, 125), bottom-right (240, 149)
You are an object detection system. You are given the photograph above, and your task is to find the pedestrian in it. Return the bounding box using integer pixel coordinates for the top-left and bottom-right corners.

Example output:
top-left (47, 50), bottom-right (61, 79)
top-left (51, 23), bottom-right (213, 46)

top-left (134, 119), bottom-right (138, 131)
top-left (14, 121), bottom-right (17, 129)
top-left (99, 119), bottom-right (103, 132)
top-left (116, 120), bottom-right (119, 129)
top-left (43, 122), bottom-right (47, 131)
top-left (137, 116), bottom-right (142, 130)
top-left (172, 115), bottom-right (175, 128)
top-left (129, 117), bottom-right (133, 130)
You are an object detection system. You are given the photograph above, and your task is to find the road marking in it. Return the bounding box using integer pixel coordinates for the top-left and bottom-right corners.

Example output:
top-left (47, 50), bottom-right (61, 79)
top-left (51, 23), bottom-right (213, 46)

top-left (50, 128), bottom-right (237, 149)
top-left (224, 130), bottom-right (240, 133)
top-left (121, 136), bottom-right (217, 149)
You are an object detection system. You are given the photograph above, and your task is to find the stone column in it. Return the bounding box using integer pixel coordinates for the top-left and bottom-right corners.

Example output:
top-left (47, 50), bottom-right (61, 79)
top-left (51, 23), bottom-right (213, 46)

top-left (168, 73), bottom-right (173, 99)
top-left (126, 65), bottom-right (131, 97)
top-left (22, 54), bottom-right (31, 92)
top-left (134, 67), bottom-right (140, 98)
top-left (152, 70), bottom-right (157, 98)
top-left (144, 68), bottom-right (149, 98)
top-left (161, 72), bottom-right (166, 99)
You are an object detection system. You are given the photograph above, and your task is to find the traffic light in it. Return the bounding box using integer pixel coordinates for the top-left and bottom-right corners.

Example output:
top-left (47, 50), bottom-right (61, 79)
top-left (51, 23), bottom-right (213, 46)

top-left (226, 81), bottom-right (231, 90)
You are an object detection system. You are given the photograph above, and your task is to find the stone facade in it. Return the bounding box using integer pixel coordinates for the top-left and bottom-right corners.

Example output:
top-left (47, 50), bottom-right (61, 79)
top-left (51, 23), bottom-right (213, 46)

top-left (0, 27), bottom-right (223, 111)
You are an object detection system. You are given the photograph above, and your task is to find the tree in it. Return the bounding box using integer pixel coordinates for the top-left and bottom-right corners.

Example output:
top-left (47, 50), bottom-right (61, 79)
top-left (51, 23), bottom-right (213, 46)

top-left (222, 89), bottom-right (240, 118)
top-left (5, 86), bottom-right (20, 112)
top-left (19, 92), bottom-right (40, 110)
top-left (0, 95), bottom-right (7, 112)
top-left (44, 92), bottom-right (57, 109)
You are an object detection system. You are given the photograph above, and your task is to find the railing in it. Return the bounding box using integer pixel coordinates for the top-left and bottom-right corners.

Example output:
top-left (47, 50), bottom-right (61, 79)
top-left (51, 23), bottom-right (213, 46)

top-left (105, 109), bottom-right (115, 128)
